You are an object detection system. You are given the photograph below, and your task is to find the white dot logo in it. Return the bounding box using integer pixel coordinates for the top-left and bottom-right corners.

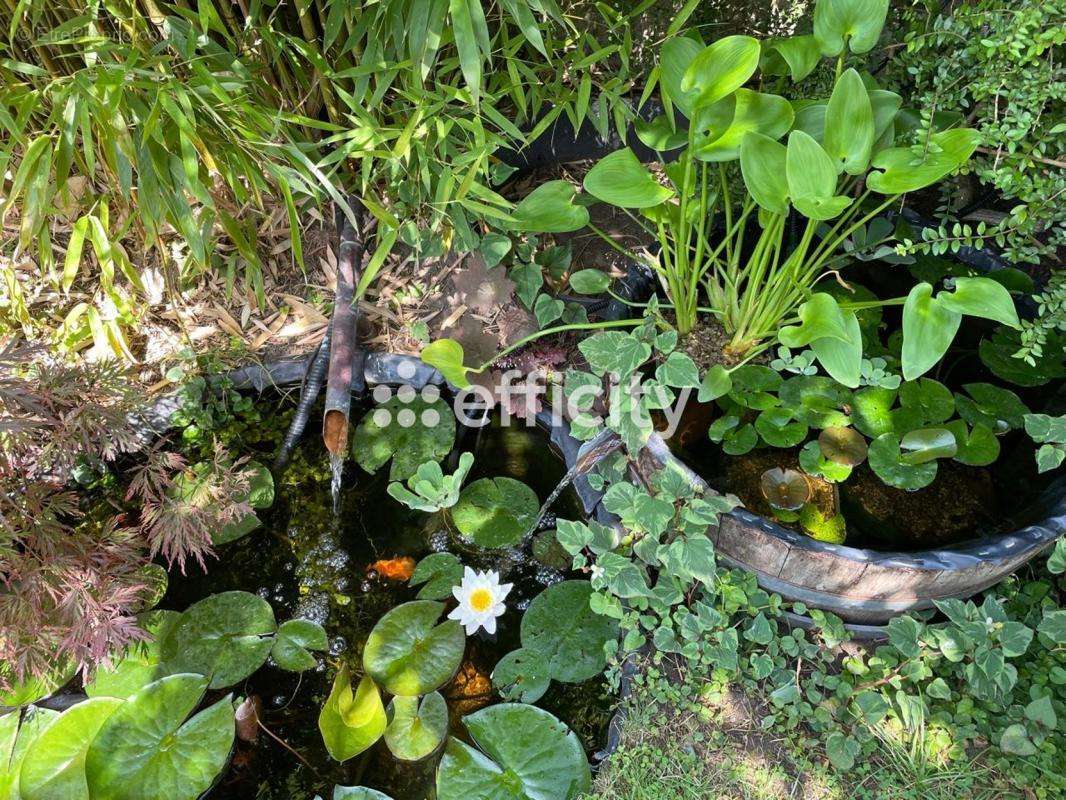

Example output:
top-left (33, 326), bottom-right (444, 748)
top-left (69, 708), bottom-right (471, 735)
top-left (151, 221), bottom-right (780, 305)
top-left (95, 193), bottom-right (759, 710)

top-left (369, 359), bottom-right (442, 429)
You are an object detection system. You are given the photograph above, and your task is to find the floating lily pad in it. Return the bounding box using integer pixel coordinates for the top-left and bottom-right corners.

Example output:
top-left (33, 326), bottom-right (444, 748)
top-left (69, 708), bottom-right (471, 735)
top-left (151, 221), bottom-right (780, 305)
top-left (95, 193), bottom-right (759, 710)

top-left (760, 468), bottom-right (811, 511)
top-left (85, 674), bottom-right (234, 800)
top-left (755, 408), bottom-right (808, 448)
top-left (383, 692), bottom-right (448, 762)
top-left (799, 440), bottom-right (853, 483)
top-left (900, 428), bottom-right (957, 465)
top-left (271, 619), bottom-right (328, 672)
top-left (944, 420), bottom-right (1000, 467)
top-left (19, 697), bottom-right (123, 800)
top-left (492, 648), bottom-right (551, 704)
top-left (520, 581), bottom-right (619, 683)
top-left (778, 376), bottom-right (851, 428)
top-left (160, 591), bottom-right (276, 689)
top-left (353, 396), bottom-right (456, 480)
top-left (851, 386), bottom-right (898, 439)
top-left (409, 553), bottom-right (464, 600)
top-left (818, 426), bottom-right (868, 467)
top-left (0, 707), bottom-right (58, 799)
top-left (85, 610), bottom-right (181, 699)
top-left (955, 383), bottom-right (1029, 432)
top-left (867, 434), bottom-right (938, 490)
top-left (436, 704), bottom-right (590, 800)
top-left (318, 666), bottom-right (387, 763)
top-left (452, 477), bottom-right (539, 548)
top-left (898, 379), bottom-right (955, 425)
top-left (363, 601), bottom-right (465, 696)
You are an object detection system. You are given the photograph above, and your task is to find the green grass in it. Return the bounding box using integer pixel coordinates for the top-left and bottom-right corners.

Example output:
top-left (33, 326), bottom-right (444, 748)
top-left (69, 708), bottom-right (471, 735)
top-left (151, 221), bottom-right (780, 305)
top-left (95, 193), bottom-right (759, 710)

top-left (588, 684), bottom-right (1026, 800)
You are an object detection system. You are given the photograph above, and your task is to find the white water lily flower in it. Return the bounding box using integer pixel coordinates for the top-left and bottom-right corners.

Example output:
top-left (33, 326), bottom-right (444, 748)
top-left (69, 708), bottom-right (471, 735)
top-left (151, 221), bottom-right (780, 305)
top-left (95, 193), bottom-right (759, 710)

top-left (449, 567), bottom-right (512, 635)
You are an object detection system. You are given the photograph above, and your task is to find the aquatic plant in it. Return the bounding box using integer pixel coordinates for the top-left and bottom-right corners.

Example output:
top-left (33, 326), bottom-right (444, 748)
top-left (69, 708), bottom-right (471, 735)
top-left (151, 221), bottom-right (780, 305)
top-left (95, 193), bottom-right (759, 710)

top-left (387, 453), bottom-right (474, 513)
top-left (448, 568), bottom-right (512, 636)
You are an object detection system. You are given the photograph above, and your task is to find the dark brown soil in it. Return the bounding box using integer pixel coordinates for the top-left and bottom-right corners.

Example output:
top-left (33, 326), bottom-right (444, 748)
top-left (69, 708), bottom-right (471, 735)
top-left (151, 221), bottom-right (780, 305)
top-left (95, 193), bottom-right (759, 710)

top-left (841, 461), bottom-right (997, 548)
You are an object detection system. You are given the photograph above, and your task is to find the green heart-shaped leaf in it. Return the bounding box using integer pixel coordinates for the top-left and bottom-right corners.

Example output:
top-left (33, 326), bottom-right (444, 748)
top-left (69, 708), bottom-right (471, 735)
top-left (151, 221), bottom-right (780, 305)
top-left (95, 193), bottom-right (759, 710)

top-left (814, 0), bottom-right (890, 56)
top-left (681, 35), bottom-right (761, 111)
top-left (20, 698), bottom-right (123, 800)
top-left (823, 69), bottom-right (875, 174)
top-left (938, 277), bottom-right (1020, 329)
top-left (695, 90), bottom-right (794, 162)
top-left (901, 283), bottom-right (961, 381)
top-left (160, 591), bottom-right (276, 689)
top-left (363, 601), bottom-right (465, 696)
top-left (511, 181), bottom-right (589, 233)
top-left (521, 580), bottom-right (619, 683)
top-left (740, 132), bottom-right (789, 215)
top-left (421, 338), bottom-right (471, 388)
top-left (436, 704), bottom-right (591, 800)
top-left (780, 293), bottom-right (851, 348)
top-left (867, 128), bottom-right (982, 194)
top-left (85, 674), bottom-right (234, 800)
top-left (900, 427), bottom-right (957, 465)
top-left (271, 619), bottom-right (328, 672)
top-left (584, 149), bottom-right (674, 209)
top-left (384, 692), bottom-right (448, 762)
top-left (492, 648), bottom-right (551, 704)
top-left (867, 433), bottom-right (938, 490)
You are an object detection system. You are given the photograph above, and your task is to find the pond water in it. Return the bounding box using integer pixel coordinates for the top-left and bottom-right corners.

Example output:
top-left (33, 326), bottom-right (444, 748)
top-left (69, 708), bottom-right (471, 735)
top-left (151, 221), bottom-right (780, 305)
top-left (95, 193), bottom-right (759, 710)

top-left (161, 400), bottom-right (613, 799)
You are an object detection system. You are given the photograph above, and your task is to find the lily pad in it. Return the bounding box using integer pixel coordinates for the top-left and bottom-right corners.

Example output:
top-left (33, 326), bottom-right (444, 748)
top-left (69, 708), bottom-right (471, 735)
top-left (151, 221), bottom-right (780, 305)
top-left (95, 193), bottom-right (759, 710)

top-left (944, 420), bottom-right (1000, 467)
top-left (384, 692), bottom-right (448, 762)
top-left (271, 619), bottom-right (328, 672)
top-left (159, 591), bottom-right (276, 689)
top-left (799, 440), bottom-right (853, 482)
top-left (867, 434), bottom-right (938, 490)
top-left (353, 396), bottom-right (456, 481)
top-left (760, 468), bottom-right (811, 511)
top-left (85, 610), bottom-right (181, 699)
top-left (520, 581), bottom-right (619, 683)
top-left (955, 383), bottom-right (1029, 432)
top-left (318, 666), bottom-right (387, 763)
top-left (363, 601), bottom-right (465, 696)
top-left (409, 553), bottom-right (464, 600)
top-left (778, 376), bottom-right (851, 428)
top-left (19, 697), bottom-right (123, 800)
top-left (755, 408), bottom-right (808, 448)
top-left (452, 477), bottom-right (539, 549)
top-left (85, 674), bottom-right (234, 800)
top-left (0, 707), bottom-right (58, 800)
top-left (900, 428), bottom-right (957, 465)
top-left (436, 704), bottom-right (590, 800)
top-left (492, 648), bottom-right (551, 704)
top-left (818, 426), bottom-right (868, 467)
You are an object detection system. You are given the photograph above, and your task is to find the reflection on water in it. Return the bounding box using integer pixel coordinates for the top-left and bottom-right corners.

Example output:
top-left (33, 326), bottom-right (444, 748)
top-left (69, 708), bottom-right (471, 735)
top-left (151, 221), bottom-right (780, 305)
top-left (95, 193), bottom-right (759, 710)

top-left (162, 407), bottom-right (613, 799)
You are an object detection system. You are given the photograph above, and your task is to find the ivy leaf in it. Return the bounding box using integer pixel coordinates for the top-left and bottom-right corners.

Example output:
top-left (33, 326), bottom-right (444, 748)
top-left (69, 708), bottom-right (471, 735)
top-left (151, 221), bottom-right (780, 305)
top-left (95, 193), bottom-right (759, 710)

top-left (999, 724), bottom-right (1037, 757)
top-left (656, 352), bottom-right (700, 389)
top-left (479, 232), bottom-right (511, 268)
top-left (1025, 696), bottom-right (1057, 730)
top-left (887, 615), bottom-right (922, 659)
top-left (744, 613), bottom-right (775, 645)
top-left (578, 331), bottom-right (651, 378)
top-left (533, 293), bottom-right (564, 328)
top-left (510, 262), bottom-right (543, 309)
